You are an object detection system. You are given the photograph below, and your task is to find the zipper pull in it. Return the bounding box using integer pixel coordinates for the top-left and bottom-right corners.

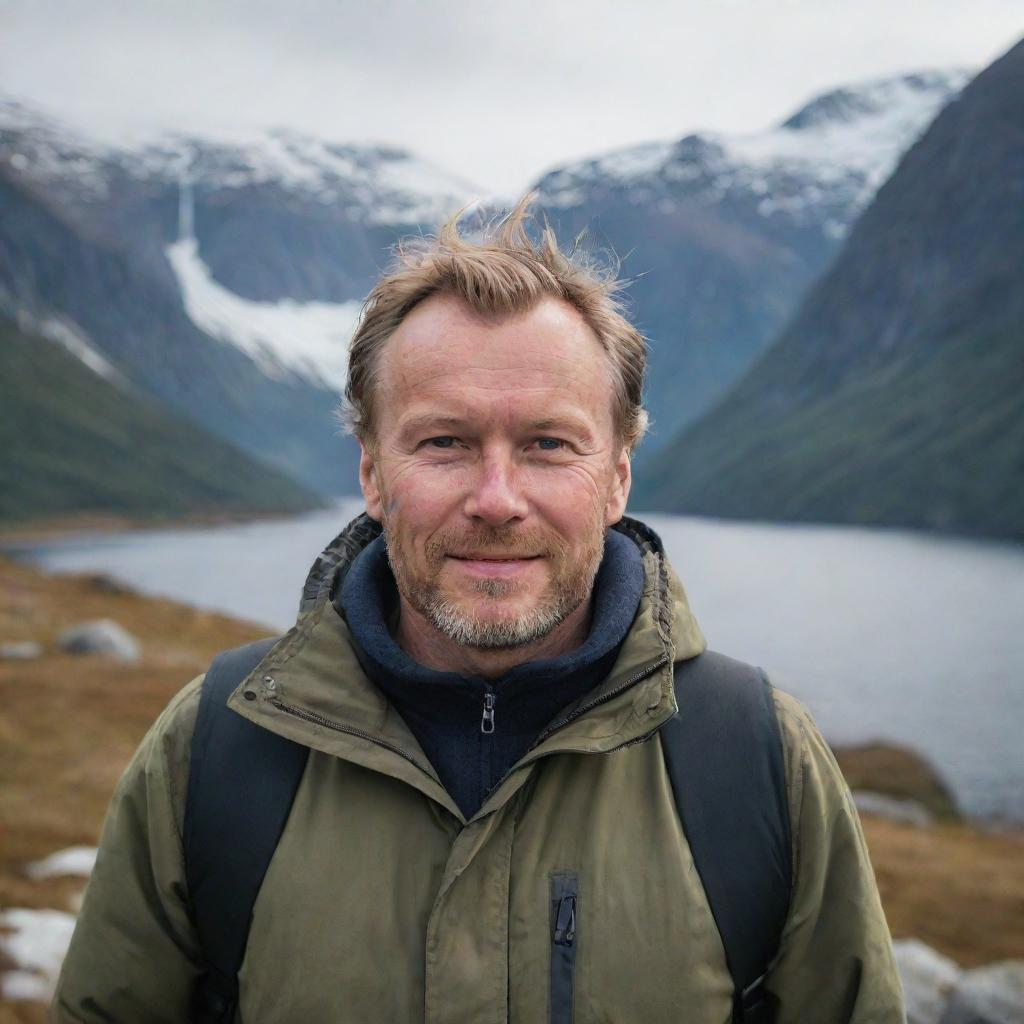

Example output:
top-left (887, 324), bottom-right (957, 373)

top-left (553, 894), bottom-right (576, 946)
top-left (480, 692), bottom-right (496, 734)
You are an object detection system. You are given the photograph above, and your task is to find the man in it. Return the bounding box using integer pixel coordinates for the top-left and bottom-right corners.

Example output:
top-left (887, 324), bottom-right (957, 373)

top-left (54, 201), bottom-right (904, 1022)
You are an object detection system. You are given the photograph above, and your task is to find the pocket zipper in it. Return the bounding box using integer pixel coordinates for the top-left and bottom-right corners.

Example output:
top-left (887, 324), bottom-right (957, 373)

top-left (550, 873), bottom-right (580, 1023)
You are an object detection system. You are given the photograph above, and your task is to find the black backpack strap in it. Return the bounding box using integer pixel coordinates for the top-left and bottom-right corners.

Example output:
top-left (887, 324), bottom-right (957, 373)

top-left (184, 637), bottom-right (309, 1023)
top-left (660, 651), bottom-right (793, 1024)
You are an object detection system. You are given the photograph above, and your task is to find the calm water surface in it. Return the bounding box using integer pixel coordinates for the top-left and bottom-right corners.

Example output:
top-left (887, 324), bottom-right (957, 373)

top-left (15, 503), bottom-right (1024, 823)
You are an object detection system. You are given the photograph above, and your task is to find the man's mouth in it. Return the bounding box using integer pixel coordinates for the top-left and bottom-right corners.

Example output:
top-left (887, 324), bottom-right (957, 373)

top-left (447, 553), bottom-right (543, 577)
top-left (450, 554), bottom-right (542, 561)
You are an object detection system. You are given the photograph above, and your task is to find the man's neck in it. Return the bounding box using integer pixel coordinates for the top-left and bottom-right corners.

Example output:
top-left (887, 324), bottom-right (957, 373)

top-left (393, 597), bottom-right (593, 679)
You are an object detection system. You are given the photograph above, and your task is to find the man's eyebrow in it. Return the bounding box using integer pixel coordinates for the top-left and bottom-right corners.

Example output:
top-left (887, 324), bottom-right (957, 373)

top-left (396, 414), bottom-right (466, 436)
top-left (529, 417), bottom-right (596, 440)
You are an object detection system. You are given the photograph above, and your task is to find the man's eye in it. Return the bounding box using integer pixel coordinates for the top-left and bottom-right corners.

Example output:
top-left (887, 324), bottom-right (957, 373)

top-left (536, 438), bottom-right (564, 451)
top-left (428, 436), bottom-right (457, 448)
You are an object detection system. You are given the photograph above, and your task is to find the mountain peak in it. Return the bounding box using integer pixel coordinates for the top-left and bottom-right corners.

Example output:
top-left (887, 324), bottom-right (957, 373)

top-left (535, 68), bottom-right (972, 224)
top-left (0, 95), bottom-right (483, 227)
top-left (779, 69), bottom-right (973, 131)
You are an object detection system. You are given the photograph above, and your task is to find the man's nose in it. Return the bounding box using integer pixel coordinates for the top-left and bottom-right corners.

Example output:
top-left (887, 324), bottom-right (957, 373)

top-left (462, 450), bottom-right (530, 525)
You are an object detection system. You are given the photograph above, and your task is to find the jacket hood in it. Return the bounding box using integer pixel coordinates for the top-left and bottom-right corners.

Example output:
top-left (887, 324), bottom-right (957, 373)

top-left (228, 512), bottom-right (705, 822)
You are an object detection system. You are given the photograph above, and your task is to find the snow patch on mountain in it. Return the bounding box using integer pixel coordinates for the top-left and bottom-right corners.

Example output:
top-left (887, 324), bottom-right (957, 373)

top-left (536, 70), bottom-right (972, 234)
top-left (722, 71), bottom-right (973, 196)
top-left (14, 310), bottom-right (123, 382)
top-left (144, 131), bottom-right (482, 225)
top-left (167, 237), bottom-right (361, 390)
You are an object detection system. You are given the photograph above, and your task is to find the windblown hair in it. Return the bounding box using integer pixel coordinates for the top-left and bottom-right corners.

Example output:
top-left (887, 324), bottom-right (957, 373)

top-left (342, 195), bottom-right (649, 450)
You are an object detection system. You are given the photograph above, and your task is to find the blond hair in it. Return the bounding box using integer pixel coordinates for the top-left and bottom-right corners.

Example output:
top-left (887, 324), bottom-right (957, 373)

top-left (342, 195), bottom-right (649, 450)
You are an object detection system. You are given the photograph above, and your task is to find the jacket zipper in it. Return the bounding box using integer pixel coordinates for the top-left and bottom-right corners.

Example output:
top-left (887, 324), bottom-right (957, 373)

top-left (269, 697), bottom-right (437, 780)
top-left (550, 873), bottom-right (580, 1024)
top-left (480, 691), bottom-right (497, 734)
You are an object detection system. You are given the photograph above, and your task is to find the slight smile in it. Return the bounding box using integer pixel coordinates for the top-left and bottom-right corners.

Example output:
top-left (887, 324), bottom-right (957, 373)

top-left (447, 554), bottom-right (543, 578)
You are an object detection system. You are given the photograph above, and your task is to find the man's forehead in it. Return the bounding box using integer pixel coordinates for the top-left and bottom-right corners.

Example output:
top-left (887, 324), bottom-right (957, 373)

top-left (378, 294), bottom-right (607, 380)
top-left (365, 293), bottom-right (621, 442)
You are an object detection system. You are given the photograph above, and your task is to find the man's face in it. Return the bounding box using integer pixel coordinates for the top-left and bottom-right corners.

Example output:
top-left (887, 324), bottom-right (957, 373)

top-left (359, 293), bottom-right (631, 651)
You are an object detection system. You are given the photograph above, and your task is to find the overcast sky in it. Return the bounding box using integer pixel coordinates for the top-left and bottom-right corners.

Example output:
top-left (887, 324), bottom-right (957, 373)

top-left (1, 0), bottom-right (1021, 195)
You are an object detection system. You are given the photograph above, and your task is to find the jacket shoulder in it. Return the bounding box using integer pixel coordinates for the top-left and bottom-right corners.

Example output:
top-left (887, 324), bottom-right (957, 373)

top-left (769, 685), bottom-right (853, 847)
top-left (135, 673), bottom-right (205, 841)
top-left (763, 685), bottom-right (905, 1021)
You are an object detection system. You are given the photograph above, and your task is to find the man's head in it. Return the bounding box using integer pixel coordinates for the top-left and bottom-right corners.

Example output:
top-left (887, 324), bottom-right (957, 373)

top-left (344, 198), bottom-right (649, 671)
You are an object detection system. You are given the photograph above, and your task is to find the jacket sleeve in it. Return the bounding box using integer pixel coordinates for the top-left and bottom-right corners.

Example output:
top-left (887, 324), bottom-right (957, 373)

top-left (765, 690), bottom-right (906, 1024)
top-left (51, 676), bottom-right (206, 1023)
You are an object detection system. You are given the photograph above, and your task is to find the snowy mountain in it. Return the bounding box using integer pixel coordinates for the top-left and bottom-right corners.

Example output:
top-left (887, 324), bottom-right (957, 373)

top-left (0, 99), bottom-right (480, 386)
top-left (533, 70), bottom-right (971, 453)
top-left (539, 71), bottom-right (970, 238)
top-left (0, 99), bottom-right (479, 229)
top-left (631, 44), bottom-right (1024, 539)
top-left (0, 103), bottom-right (484, 494)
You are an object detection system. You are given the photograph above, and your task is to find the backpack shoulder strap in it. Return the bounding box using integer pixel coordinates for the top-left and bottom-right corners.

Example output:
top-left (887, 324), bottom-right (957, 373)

top-left (660, 650), bottom-right (793, 1023)
top-left (184, 636), bottom-right (309, 1023)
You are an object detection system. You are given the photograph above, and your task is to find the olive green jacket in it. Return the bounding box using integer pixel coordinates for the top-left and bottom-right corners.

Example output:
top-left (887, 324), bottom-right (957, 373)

top-left (53, 518), bottom-right (904, 1023)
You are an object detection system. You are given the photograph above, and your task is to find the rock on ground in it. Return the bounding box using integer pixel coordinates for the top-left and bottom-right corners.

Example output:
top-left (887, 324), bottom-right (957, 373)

top-left (0, 640), bottom-right (43, 660)
top-left (895, 938), bottom-right (962, 1024)
top-left (57, 618), bottom-right (140, 662)
top-left (940, 960), bottom-right (1024, 1024)
top-left (855, 790), bottom-right (935, 827)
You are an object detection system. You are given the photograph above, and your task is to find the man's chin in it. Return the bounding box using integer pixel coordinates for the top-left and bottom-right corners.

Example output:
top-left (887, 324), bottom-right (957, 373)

top-left (424, 597), bottom-right (568, 651)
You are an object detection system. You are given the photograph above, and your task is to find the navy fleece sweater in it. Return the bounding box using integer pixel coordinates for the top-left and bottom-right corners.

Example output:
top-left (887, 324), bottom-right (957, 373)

top-left (337, 530), bottom-right (645, 819)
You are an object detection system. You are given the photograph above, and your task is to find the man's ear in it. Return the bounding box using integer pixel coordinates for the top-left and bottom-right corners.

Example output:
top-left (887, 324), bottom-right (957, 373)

top-left (359, 439), bottom-right (384, 521)
top-left (604, 445), bottom-right (632, 525)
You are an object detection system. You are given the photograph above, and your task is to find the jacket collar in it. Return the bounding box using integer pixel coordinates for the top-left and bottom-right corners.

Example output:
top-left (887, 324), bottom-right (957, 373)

top-left (228, 513), bottom-right (705, 822)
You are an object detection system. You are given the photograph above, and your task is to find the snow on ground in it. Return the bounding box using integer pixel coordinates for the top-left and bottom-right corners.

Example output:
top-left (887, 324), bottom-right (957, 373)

top-left (1, 848), bottom-right (98, 1000)
top-left (0, 908), bottom-right (77, 1001)
top-left (166, 237), bottom-right (362, 390)
top-left (25, 846), bottom-right (98, 880)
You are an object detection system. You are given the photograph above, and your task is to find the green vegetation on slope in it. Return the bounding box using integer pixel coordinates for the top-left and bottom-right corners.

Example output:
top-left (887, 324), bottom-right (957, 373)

top-left (635, 323), bottom-right (1024, 538)
top-left (632, 39), bottom-right (1024, 540)
top-left (0, 319), bottom-right (324, 522)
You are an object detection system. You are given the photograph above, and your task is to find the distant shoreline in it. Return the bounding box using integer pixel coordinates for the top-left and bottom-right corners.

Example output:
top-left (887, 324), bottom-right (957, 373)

top-left (0, 506), bottom-right (335, 549)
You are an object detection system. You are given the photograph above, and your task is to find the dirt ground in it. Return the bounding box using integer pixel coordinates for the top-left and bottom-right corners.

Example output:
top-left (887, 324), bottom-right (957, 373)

top-left (2, 557), bottom-right (1022, 1020)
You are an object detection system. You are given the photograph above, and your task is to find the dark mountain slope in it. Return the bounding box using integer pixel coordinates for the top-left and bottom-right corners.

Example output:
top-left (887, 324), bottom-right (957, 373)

top-left (632, 40), bottom-right (1024, 539)
top-left (0, 318), bottom-right (321, 522)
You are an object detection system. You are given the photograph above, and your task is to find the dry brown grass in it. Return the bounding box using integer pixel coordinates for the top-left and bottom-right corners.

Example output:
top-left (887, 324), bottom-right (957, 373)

top-left (0, 557), bottom-right (1021, 1018)
top-left (0, 557), bottom-right (269, 1020)
top-left (865, 816), bottom-right (1024, 967)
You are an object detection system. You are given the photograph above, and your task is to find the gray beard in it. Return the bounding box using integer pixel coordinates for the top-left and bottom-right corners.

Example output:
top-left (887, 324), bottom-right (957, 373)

top-left (384, 531), bottom-right (605, 651)
top-left (418, 580), bottom-right (589, 650)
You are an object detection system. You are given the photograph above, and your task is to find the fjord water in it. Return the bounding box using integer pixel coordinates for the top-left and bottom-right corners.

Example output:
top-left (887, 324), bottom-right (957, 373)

top-left (21, 503), bottom-right (1024, 824)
